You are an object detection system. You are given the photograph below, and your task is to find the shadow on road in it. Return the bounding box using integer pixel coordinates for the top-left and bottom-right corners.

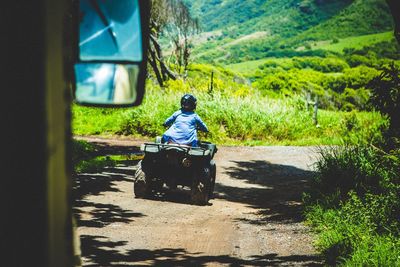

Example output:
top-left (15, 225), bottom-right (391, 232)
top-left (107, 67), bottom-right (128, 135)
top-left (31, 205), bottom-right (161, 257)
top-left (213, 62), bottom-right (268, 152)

top-left (216, 160), bottom-right (315, 224)
top-left (81, 235), bottom-right (321, 267)
top-left (73, 141), bottom-right (321, 266)
top-left (83, 140), bottom-right (142, 156)
top-left (73, 170), bottom-right (146, 228)
top-left (73, 142), bottom-right (145, 228)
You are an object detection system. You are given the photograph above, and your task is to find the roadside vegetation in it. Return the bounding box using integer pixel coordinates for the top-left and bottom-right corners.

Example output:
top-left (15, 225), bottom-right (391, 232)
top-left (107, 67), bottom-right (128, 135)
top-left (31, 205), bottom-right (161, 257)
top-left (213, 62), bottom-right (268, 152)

top-left (304, 65), bottom-right (400, 265)
top-left (72, 63), bottom-right (386, 146)
top-left (304, 146), bottom-right (400, 265)
top-left (72, 140), bottom-right (116, 173)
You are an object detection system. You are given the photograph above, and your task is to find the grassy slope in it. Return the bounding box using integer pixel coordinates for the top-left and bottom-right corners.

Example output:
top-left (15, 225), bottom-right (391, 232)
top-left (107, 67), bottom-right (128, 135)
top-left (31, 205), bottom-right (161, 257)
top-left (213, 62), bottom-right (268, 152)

top-left (188, 0), bottom-right (393, 64)
top-left (186, 0), bottom-right (353, 34)
top-left (288, 0), bottom-right (394, 43)
top-left (225, 31), bottom-right (395, 76)
top-left (226, 58), bottom-right (290, 77)
top-left (310, 31), bottom-right (395, 52)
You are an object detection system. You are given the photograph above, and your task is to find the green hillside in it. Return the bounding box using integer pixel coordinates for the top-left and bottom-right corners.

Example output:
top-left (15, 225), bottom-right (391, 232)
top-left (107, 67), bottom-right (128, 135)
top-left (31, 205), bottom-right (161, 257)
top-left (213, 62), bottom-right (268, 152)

top-left (185, 0), bottom-right (354, 33)
top-left (303, 31), bottom-right (395, 52)
top-left (185, 0), bottom-right (394, 64)
top-left (227, 31), bottom-right (398, 76)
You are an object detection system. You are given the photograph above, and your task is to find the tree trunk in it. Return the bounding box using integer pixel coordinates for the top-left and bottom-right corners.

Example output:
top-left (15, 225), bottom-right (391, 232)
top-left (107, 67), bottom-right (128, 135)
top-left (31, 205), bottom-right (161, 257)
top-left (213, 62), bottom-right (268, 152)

top-left (148, 34), bottom-right (177, 87)
top-left (148, 44), bottom-right (164, 87)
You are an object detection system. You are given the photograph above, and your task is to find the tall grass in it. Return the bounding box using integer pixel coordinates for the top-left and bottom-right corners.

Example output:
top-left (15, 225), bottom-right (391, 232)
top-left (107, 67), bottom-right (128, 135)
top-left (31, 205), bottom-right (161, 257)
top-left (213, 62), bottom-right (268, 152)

top-left (304, 145), bottom-right (400, 265)
top-left (72, 82), bottom-right (385, 145)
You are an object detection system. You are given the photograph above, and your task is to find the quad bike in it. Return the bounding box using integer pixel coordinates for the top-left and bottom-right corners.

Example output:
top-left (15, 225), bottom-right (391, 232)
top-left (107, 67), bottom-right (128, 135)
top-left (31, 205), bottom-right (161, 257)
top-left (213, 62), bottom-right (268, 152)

top-left (134, 138), bottom-right (217, 205)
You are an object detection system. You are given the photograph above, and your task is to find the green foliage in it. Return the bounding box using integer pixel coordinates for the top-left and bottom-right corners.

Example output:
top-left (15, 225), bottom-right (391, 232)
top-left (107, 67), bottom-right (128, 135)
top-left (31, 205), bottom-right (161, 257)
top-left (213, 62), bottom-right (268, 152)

top-left (313, 32), bottom-right (396, 53)
top-left (344, 38), bottom-right (400, 60)
top-left (183, 2), bottom-right (399, 265)
top-left (71, 139), bottom-right (116, 173)
top-left (189, 0), bottom-right (394, 64)
top-left (292, 57), bottom-right (349, 73)
top-left (337, 87), bottom-right (370, 111)
top-left (185, 0), bottom-right (268, 32)
top-left (71, 139), bottom-right (96, 165)
top-left (225, 32), bottom-right (398, 78)
top-left (340, 110), bottom-right (387, 143)
top-left (308, 146), bottom-right (398, 204)
top-left (368, 63), bottom-right (400, 135)
top-left (72, 65), bottom-right (386, 146)
top-left (306, 200), bottom-right (400, 266)
top-left (346, 54), bottom-right (373, 68)
top-left (103, 88), bottom-right (327, 144)
top-left (303, 62), bottom-right (400, 265)
top-left (251, 59), bottom-right (385, 111)
top-left (72, 107), bottom-right (125, 135)
top-left (286, 0), bottom-right (394, 48)
top-left (73, 60), bottom-right (387, 146)
top-left (304, 145), bottom-right (400, 265)
top-left (341, 66), bottom-right (380, 89)
top-left (74, 156), bottom-right (116, 173)
top-left (347, 234), bottom-right (400, 266)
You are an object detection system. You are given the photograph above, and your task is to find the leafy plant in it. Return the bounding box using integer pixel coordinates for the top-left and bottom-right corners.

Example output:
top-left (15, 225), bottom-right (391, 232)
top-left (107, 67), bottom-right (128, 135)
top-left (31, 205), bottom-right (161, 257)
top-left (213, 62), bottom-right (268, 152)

top-left (368, 63), bottom-right (400, 136)
top-left (74, 156), bottom-right (116, 173)
top-left (304, 145), bottom-right (400, 265)
top-left (71, 139), bottom-right (116, 173)
top-left (71, 139), bottom-right (97, 165)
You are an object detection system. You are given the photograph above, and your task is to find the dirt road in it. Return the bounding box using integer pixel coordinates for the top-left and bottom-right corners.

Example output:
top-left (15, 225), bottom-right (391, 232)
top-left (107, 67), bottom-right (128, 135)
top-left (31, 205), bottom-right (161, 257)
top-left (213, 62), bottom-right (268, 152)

top-left (74, 136), bottom-right (322, 266)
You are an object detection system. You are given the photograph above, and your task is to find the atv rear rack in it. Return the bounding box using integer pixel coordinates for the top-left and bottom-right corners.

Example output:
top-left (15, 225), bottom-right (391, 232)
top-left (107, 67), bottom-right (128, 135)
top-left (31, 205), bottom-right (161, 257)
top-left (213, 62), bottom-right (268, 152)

top-left (140, 143), bottom-right (211, 156)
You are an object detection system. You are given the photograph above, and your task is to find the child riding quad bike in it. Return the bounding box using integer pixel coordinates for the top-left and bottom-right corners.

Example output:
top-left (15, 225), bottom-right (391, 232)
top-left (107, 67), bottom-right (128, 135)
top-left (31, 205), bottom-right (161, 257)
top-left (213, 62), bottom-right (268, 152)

top-left (133, 94), bottom-right (217, 205)
top-left (134, 140), bottom-right (217, 205)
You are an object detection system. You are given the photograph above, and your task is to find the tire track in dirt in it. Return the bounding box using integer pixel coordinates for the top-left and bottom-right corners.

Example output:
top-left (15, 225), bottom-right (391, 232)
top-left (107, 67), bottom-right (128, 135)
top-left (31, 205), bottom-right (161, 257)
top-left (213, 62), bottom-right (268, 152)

top-left (74, 136), bottom-right (322, 266)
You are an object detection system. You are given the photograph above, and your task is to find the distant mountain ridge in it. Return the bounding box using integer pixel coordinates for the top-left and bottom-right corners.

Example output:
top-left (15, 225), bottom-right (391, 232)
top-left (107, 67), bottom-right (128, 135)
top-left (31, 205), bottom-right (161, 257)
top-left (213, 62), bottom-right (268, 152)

top-left (182, 0), bottom-right (394, 64)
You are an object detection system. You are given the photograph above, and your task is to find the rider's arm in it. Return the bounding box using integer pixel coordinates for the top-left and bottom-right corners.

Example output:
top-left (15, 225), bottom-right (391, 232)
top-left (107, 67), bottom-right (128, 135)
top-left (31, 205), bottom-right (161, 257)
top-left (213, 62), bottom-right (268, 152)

top-left (195, 114), bottom-right (209, 132)
top-left (164, 110), bottom-right (180, 127)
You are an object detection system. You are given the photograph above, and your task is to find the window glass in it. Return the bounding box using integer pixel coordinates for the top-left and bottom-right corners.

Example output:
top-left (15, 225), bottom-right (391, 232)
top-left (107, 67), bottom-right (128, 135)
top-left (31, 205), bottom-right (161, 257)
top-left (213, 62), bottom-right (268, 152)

top-left (75, 63), bottom-right (139, 104)
top-left (79, 0), bottom-right (142, 61)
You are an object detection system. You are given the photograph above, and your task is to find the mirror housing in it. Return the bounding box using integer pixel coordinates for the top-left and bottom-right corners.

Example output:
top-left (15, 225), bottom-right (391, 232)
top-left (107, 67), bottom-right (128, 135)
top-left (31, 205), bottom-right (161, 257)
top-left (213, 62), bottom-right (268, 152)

top-left (70, 0), bottom-right (149, 107)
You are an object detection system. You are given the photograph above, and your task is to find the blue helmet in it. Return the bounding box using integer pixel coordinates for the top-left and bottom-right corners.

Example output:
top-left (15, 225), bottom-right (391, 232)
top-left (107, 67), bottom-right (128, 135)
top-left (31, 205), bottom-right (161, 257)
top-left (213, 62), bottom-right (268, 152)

top-left (181, 94), bottom-right (197, 111)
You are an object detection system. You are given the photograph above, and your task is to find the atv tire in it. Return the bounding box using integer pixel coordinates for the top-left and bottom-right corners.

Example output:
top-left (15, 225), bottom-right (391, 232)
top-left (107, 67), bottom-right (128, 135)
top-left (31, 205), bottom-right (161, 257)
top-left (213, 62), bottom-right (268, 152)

top-left (133, 161), bottom-right (151, 198)
top-left (208, 160), bottom-right (216, 199)
top-left (190, 166), bottom-right (211, 205)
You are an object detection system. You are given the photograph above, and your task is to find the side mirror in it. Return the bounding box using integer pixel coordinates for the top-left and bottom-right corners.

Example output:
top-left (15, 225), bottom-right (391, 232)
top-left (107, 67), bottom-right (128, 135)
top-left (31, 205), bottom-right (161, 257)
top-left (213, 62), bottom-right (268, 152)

top-left (72, 0), bottom-right (149, 107)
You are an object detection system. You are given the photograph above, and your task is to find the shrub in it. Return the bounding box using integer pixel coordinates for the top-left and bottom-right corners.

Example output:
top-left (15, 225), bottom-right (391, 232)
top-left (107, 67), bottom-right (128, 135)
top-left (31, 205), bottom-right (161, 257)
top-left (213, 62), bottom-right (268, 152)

top-left (307, 195), bottom-right (400, 266)
top-left (305, 145), bottom-right (400, 265)
top-left (342, 66), bottom-right (380, 90)
top-left (339, 87), bottom-right (370, 111)
top-left (346, 54), bottom-right (373, 67)
top-left (292, 57), bottom-right (349, 73)
top-left (71, 139), bottom-right (96, 165)
top-left (308, 145), bottom-right (399, 205)
top-left (74, 156), bottom-right (116, 173)
top-left (71, 139), bottom-right (117, 173)
top-left (367, 63), bottom-right (400, 136)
